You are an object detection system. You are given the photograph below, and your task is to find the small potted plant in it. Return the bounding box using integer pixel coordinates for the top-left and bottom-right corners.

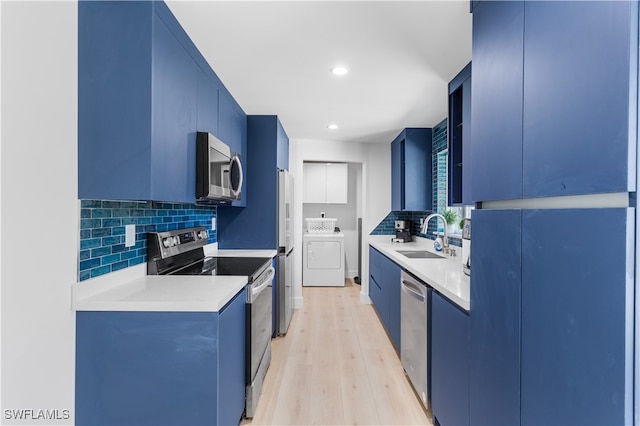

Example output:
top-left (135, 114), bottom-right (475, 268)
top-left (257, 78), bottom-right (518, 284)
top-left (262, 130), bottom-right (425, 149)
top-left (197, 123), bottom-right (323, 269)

top-left (443, 209), bottom-right (459, 234)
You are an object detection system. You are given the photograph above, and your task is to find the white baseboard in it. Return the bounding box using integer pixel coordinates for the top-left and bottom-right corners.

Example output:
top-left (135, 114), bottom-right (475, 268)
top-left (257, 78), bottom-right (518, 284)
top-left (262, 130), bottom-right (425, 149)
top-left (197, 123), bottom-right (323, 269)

top-left (293, 296), bottom-right (304, 309)
top-left (360, 291), bottom-right (371, 304)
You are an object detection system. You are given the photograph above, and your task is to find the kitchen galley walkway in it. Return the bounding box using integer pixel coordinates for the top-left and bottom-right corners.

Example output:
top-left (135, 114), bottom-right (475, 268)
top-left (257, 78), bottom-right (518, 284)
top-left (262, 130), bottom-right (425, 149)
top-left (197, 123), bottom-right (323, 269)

top-left (243, 279), bottom-right (432, 425)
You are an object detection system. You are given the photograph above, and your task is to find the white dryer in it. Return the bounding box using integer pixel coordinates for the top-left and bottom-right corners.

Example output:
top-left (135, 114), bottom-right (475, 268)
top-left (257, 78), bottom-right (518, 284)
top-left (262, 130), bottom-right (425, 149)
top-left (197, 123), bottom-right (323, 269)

top-left (302, 232), bottom-right (345, 286)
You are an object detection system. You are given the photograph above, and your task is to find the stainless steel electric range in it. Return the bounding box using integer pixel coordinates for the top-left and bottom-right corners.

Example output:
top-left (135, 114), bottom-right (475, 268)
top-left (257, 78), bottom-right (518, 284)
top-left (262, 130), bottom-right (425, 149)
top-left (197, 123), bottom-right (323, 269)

top-left (147, 226), bottom-right (274, 419)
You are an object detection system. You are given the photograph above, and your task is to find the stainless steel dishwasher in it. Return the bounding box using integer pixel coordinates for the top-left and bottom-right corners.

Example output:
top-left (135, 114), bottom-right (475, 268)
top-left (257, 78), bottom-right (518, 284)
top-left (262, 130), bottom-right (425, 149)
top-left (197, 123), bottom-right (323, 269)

top-left (401, 270), bottom-right (430, 409)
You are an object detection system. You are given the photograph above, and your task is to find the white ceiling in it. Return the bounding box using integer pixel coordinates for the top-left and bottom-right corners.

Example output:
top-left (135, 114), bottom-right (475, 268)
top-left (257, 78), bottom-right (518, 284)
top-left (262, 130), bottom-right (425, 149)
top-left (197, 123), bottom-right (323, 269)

top-left (166, 1), bottom-right (472, 144)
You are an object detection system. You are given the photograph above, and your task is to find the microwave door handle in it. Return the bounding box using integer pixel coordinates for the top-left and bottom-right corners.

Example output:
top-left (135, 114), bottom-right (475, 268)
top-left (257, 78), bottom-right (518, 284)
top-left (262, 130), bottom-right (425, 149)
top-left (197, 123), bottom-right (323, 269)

top-left (231, 155), bottom-right (243, 196)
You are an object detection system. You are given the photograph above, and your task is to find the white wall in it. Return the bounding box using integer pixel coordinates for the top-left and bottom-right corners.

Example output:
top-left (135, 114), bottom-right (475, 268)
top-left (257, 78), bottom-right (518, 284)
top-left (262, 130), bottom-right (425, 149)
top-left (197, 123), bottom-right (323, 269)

top-left (1, 2), bottom-right (78, 424)
top-left (290, 139), bottom-right (390, 306)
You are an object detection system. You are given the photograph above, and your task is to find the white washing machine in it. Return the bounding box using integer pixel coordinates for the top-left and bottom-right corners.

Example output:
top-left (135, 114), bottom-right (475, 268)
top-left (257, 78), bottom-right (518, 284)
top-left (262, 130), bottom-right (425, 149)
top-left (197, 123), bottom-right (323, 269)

top-left (302, 232), bottom-right (345, 286)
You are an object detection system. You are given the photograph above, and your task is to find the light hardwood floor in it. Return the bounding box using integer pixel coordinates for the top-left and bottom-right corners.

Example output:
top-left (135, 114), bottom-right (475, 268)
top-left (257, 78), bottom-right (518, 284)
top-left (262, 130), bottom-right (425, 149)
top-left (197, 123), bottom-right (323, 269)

top-left (243, 279), bottom-right (433, 426)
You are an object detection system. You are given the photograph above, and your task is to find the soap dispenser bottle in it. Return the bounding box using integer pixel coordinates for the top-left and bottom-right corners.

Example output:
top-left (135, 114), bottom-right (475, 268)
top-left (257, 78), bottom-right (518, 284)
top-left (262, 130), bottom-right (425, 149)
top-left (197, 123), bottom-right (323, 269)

top-left (434, 235), bottom-right (443, 252)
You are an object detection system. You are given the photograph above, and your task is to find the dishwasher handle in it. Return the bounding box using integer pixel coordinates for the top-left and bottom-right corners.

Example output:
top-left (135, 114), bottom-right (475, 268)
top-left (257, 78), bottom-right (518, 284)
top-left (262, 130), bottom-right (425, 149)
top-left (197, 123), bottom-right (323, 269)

top-left (401, 279), bottom-right (426, 303)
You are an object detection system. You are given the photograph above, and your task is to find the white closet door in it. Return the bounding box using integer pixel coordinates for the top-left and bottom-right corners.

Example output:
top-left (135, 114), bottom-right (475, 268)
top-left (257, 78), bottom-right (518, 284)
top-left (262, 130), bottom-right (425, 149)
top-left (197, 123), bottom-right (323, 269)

top-left (325, 163), bottom-right (348, 203)
top-left (303, 163), bottom-right (327, 203)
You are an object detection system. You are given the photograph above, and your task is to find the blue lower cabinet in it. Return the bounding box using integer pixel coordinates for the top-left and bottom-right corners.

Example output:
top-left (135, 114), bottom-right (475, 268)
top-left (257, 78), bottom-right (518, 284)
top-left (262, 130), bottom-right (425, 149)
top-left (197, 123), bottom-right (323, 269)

top-left (383, 258), bottom-right (402, 352)
top-left (432, 291), bottom-right (470, 426)
top-left (368, 247), bottom-right (401, 352)
top-left (76, 289), bottom-right (247, 426)
top-left (469, 209), bottom-right (522, 426)
top-left (218, 288), bottom-right (247, 426)
top-left (521, 209), bottom-right (634, 425)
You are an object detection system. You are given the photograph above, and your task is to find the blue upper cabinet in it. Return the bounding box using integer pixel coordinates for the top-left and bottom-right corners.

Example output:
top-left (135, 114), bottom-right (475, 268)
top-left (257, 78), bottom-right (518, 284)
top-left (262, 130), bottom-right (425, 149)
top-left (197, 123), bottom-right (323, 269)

top-left (471, 1), bottom-right (637, 202)
top-left (469, 209), bottom-right (522, 426)
top-left (522, 1), bottom-right (637, 197)
top-left (218, 90), bottom-right (248, 207)
top-left (470, 1), bottom-right (524, 202)
top-left (78, 1), bottom-right (154, 201)
top-left (217, 115), bottom-right (288, 249)
top-left (197, 69), bottom-right (219, 137)
top-left (520, 208), bottom-right (634, 425)
top-left (390, 128), bottom-right (433, 211)
top-left (150, 13), bottom-right (198, 204)
top-left (448, 62), bottom-right (472, 206)
top-left (79, 1), bottom-right (246, 204)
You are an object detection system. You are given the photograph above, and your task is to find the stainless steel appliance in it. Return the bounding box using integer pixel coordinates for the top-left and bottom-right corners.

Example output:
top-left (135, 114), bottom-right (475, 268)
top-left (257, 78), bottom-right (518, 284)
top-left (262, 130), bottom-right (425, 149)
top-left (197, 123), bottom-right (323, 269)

top-left (196, 132), bottom-right (243, 204)
top-left (146, 227), bottom-right (274, 419)
top-left (393, 220), bottom-right (412, 243)
top-left (401, 270), bottom-right (431, 410)
top-left (462, 218), bottom-right (471, 276)
top-left (276, 170), bottom-right (294, 335)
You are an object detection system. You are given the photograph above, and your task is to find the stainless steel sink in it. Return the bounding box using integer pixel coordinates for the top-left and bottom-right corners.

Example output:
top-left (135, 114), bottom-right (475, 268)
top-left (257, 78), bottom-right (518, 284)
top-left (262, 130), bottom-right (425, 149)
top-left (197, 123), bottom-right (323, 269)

top-left (397, 250), bottom-right (444, 259)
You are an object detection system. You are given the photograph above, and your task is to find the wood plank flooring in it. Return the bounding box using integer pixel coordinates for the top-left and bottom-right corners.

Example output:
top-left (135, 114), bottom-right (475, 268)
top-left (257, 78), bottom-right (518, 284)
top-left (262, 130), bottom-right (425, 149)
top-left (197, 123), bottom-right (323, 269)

top-left (243, 280), bottom-right (432, 425)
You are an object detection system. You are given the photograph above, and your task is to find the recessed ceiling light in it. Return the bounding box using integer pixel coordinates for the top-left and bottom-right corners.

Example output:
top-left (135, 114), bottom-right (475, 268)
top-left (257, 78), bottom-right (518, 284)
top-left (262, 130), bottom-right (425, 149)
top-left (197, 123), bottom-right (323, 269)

top-left (330, 66), bottom-right (348, 76)
top-left (327, 124), bottom-right (338, 130)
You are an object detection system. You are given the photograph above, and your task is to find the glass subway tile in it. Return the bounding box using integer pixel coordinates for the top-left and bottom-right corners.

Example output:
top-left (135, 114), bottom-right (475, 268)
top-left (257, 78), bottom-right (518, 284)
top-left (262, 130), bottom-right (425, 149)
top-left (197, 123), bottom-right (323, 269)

top-left (112, 260), bottom-right (129, 271)
top-left (91, 265), bottom-right (111, 278)
top-left (102, 218), bottom-right (122, 227)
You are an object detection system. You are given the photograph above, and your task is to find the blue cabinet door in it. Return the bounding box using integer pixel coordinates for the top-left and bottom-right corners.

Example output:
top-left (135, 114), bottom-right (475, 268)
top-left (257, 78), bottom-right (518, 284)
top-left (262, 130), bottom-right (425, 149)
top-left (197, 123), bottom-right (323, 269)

top-left (218, 90), bottom-right (247, 207)
top-left (218, 288), bottom-right (247, 426)
top-left (217, 116), bottom-right (289, 249)
top-left (521, 209), bottom-right (633, 425)
top-left (390, 129), bottom-right (433, 211)
top-left (432, 291), bottom-right (470, 426)
top-left (369, 247), bottom-right (388, 329)
top-left (522, 1), bottom-right (637, 198)
top-left (382, 256), bottom-right (402, 352)
top-left (197, 68), bottom-right (219, 136)
top-left (78, 1), bottom-right (153, 201)
top-left (403, 129), bottom-right (432, 211)
top-left (470, 209), bottom-right (521, 426)
top-left (76, 312), bottom-right (219, 426)
top-left (470, 1), bottom-right (524, 202)
top-left (391, 138), bottom-right (403, 211)
top-left (151, 13), bottom-right (198, 203)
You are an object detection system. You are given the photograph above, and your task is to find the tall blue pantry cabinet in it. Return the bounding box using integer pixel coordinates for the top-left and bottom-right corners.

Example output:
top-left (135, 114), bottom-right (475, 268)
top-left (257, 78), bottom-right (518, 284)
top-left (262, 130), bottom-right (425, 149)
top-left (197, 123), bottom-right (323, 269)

top-left (469, 1), bottom-right (637, 425)
top-left (216, 115), bottom-right (289, 336)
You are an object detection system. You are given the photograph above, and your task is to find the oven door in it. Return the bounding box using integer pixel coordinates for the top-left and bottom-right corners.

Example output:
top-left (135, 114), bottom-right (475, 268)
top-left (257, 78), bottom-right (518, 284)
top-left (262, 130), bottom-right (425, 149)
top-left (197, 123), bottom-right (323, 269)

top-left (246, 264), bottom-right (274, 418)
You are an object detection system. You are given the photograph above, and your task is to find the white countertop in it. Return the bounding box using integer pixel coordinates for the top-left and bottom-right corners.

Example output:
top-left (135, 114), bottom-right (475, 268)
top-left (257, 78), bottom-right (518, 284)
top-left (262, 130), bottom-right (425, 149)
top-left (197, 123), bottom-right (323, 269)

top-left (72, 245), bottom-right (277, 313)
top-left (368, 235), bottom-right (470, 311)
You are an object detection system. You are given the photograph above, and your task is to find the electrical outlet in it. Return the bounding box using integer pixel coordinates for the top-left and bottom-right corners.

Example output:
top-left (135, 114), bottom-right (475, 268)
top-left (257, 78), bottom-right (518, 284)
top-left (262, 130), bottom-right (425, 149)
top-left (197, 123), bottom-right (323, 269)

top-left (125, 224), bottom-right (135, 247)
top-left (211, 217), bottom-right (216, 231)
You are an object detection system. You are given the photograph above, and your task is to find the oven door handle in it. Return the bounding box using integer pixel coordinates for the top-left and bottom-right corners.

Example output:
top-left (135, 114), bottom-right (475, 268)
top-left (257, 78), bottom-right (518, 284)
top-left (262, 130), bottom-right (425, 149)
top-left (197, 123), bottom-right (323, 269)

top-left (251, 266), bottom-right (275, 297)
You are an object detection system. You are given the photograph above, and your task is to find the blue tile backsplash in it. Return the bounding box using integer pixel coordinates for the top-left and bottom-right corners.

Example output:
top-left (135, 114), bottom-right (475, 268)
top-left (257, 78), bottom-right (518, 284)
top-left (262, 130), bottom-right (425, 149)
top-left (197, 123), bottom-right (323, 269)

top-left (78, 200), bottom-right (217, 281)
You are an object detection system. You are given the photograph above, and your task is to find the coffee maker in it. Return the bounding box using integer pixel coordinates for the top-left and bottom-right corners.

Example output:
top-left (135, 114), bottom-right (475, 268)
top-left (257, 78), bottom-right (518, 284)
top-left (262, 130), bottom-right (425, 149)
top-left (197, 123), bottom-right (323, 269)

top-left (392, 220), bottom-right (412, 243)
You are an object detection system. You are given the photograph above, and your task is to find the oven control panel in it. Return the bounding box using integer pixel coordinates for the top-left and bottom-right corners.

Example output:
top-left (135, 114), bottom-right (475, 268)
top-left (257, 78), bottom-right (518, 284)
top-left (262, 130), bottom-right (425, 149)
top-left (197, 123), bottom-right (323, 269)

top-left (147, 227), bottom-right (209, 260)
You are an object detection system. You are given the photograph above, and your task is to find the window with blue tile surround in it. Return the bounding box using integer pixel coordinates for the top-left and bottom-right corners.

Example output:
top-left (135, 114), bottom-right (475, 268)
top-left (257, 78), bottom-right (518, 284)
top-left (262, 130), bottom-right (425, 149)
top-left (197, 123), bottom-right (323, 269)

top-left (371, 118), bottom-right (461, 248)
top-left (79, 200), bottom-right (217, 281)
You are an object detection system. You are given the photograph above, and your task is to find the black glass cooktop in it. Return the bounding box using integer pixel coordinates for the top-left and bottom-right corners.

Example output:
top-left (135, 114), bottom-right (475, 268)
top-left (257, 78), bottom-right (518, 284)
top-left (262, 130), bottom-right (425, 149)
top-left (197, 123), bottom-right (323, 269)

top-left (170, 257), bottom-right (271, 282)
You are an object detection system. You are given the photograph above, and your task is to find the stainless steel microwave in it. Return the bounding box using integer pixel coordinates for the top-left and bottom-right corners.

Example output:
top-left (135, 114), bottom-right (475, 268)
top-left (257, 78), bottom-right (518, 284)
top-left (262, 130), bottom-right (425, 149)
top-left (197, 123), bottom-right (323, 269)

top-left (196, 132), bottom-right (243, 204)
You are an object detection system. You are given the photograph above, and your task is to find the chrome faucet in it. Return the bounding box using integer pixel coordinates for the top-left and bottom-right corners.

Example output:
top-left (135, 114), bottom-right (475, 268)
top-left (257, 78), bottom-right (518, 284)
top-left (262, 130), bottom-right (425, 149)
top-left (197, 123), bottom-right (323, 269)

top-left (421, 213), bottom-right (449, 251)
